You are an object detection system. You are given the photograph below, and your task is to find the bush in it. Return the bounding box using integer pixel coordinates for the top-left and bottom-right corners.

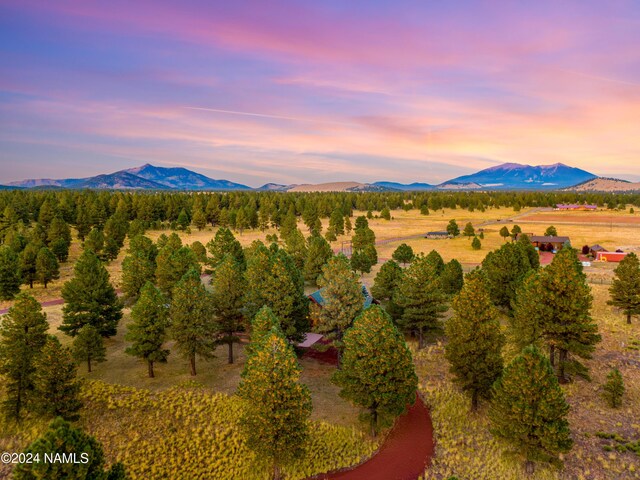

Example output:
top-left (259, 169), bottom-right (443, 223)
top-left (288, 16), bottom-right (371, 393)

top-left (602, 368), bottom-right (624, 408)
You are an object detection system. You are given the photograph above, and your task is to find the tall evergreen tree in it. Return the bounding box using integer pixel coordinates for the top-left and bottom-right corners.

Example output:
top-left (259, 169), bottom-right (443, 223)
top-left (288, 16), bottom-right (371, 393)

top-left (329, 208), bottom-right (345, 235)
top-left (499, 225), bottom-right (510, 241)
top-left (13, 417), bottom-right (126, 480)
top-left (489, 346), bottom-right (572, 474)
top-left (425, 249), bottom-right (445, 275)
top-left (510, 270), bottom-right (549, 351)
top-left (392, 243), bottom-right (414, 266)
top-left (371, 260), bottom-right (403, 301)
top-left (125, 282), bottom-right (170, 377)
top-left (541, 247), bottom-right (601, 382)
top-left (84, 227), bottom-right (105, 257)
top-left (284, 227), bottom-right (307, 271)
top-left (317, 255), bottom-right (363, 366)
top-left (481, 241), bottom-right (533, 311)
top-left (0, 294), bottom-right (48, 421)
top-left (32, 336), bottom-right (82, 420)
top-left (60, 249), bottom-right (123, 338)
top-left (445, 272), bottom-right (504, 410)
top-left (463, 222), bottom-right (475, 238)
top-left (237, 328), bottom-right (312, 480)
top-left (47, 216), bottom-right (71, 262)
top-left (245, 306), bottom-right (282, 357)
top-left (447, 219), bottom-right (460, 237)
top-left (72, 324), bottom-right (106, 373)
top-left (608, 252), bottom-right (640, 324)
top-left (0, 244), bottom-right (22, 298)
top-left (303, 234), bottom-right (333, 285)
top-left (245, 245), bottom-right (309, 342)
top-left (19, 241), bottom-right (40, 289)
top-left (121, 234), bottom-right (158, 300)
top-left (170, 269), bottom-right (217, 376)
top-left (440, 259), bottom-right (464, 295)
top-left (350, 244), bottom-right (377, 275)
top-left (602, 368), bottom-right (624, 408)
top-left (516, 233), bottom-right (540, 269)
top-left (210, 255), bottom-right (245, 364)
top-left (206, 227), bottom-right (245, 270)
top-left (36, 246), bottom-right (60, 288)
top-left (333, 306), bottom-right (417, 436)
top-left (395, 254), bottom-right (448, 348)
top-left (155, 245), bottom-right (200, 298)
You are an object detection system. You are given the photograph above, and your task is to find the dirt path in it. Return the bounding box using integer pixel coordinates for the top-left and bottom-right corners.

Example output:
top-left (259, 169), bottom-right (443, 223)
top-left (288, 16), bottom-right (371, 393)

top-left (318, 396), bottom-right (434, 480)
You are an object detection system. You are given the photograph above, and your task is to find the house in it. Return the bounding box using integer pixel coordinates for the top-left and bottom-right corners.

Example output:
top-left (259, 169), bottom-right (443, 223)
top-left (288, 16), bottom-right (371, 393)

top-left (308, 285), bottom-right (376, 309)
top-left (425, 231), bottom-right (451, 239)
top-left (523, 235), bottom-right (571, 251)
top-left (589, 244), bottom-right (607, 256)
top-left (555, 204), bottom-right (597, 211)
top-left (596, 251), bottom-right (628, 262)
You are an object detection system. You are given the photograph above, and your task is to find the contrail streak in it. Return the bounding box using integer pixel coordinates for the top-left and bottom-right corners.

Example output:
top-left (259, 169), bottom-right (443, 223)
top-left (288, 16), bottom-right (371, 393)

top-left (556, 68), bottom-right (640, 88)
top-left (183, 106), bottom-right (359, 127)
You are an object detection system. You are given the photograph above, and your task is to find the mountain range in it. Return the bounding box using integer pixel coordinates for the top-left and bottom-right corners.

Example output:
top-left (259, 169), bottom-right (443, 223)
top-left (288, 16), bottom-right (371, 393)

top-left (1, 162), bottom-right (619, 192)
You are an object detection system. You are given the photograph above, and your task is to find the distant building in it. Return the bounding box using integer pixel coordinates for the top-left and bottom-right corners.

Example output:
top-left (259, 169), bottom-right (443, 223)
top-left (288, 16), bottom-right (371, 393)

top-left (555, 204), bottom-right (597, 211)
top-left (425, 231), bottom-right (451, 239)
top-left (519, 235), bottom-right (571, 251)
top-left (308, 285), bottom-right (376, 309)
top-left (596, 251), bottom-right (628, 262)
top-left (589, 244), bottom-right (607, 256)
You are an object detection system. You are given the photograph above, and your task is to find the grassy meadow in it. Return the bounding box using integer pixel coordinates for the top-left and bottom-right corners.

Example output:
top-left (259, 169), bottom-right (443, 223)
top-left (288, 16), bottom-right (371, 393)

top-left (1, 205), bottom-right (640, 478)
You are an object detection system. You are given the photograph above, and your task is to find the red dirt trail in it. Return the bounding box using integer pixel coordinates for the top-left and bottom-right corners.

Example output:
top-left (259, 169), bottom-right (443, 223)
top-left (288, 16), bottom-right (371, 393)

top-left (318, 396), bottom-right (434, 480)
top-left (303, 344), bottom-right (435, 480)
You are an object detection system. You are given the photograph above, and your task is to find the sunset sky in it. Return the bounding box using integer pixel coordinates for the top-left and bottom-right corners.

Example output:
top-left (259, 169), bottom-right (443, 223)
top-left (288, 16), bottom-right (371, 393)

top-left (1, 0), bottom-right (639, 187)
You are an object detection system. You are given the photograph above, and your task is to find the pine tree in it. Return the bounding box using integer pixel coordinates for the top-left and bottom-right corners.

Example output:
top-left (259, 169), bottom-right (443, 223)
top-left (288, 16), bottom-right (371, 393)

top-left (463, 222), bottom-right (475, 238)
top-left (36, 246), bottom-right (60, 288)
top-left (32, 336), bottom-right (82, 420)
top-left (210, 255), bottom-right (245, 364)
top-left (125, 282), bottom-right (170, 377)
top-left (0, 294), bottom-right (49, 421)
top-left (170, 269), bottom-right (217, 376)
top-left (13, 417), bottom-right (126, 480)
top-left (237, 328), bottom-right (312, 480)
top-left (121, 235), bottom-right (158, 300)
top-left (499, 225), bottom-right (510, 241)
top-left (284, 227), bottom-right (307, 271)
top-left (0, 244), bottom-right (22, 299)
top-left (489, 345), bottom-right (572, 474)
top-left (371, 260), bottom-right (403, 301)
top-left (350, 244), bottom-right (377, 275)
top-left (516, 233), bottom-right (540, 269)
top-left (19, 241), bottom-right (40, 289)
top-left (511, 224), bottom-right (522, 240)
top-left (72, 324), bottom-right (106, 373)
top-left (344, 215), bottom-right (352, 234)
top-left (447, 219), bottom-right (460, 237)
top-left (329, 208), bottom-right (345, 235)
top-left (395, 254), bottom-right (448, 348)
top-left (544, 225), bottom-right (558, 236)
top-left (481, 241), bottom-right (533, 311)
top-left (380, 206), bottom-right (391, 220)
top-left (261, 249), bottom-right (309, 342)
top-left (47, 216), bottom-right (71, 262)
top-left (602, 368), bottom-right (624, 408)
top-left (471, 236), bottom-right (481, 250)
top-left (176, 208), bottom-right (190, 230)
top-left (392, 243), bottom-right (414, 266)
top-left (60, 249), bottom-right (123, 338)
top-left (84, 227), bottom-right (105, 257)
top-left (303, 234), bottom-right (333, 285)
top-left (608, 252), bottom-right (640, 324)
top-left (317, 255), bottom-right (363, 366)
top-left (155, 245), bottom-right (200, 298)
top-left (542, 247), bottom-right (601, 382)
top-left (245, 306), bottom-right (282, 357)
top-left (510, 271), bottom-right (549, 350)
top-left (192, 207), bottom-right (207, 231)
top-left (75, 207), bottom-right (92, 241)
top-left (445, 272), bottom-right (504, 410)
top-left (206, 227), bottom-right (245, 270)
top-left (425, 249), bottom-right (445, 275)
top-left (333, 306), bottom-right (417, 436)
